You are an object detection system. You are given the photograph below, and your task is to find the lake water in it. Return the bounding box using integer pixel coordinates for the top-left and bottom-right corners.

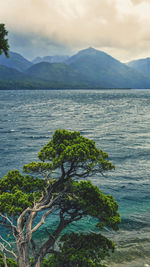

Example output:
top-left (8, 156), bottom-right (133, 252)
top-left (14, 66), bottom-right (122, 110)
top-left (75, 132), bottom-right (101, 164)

top-left (0, 89), bottom-right (150, 266)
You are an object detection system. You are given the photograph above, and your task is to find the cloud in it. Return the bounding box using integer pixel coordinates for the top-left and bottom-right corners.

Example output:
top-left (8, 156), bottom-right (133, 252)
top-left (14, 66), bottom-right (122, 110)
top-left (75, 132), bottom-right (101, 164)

top-left (131, 0), bottom-right (149, 5)
top-left (1, 0), bottom-right (150, 61)
top-left (9, 31), bottom-right (72, 60)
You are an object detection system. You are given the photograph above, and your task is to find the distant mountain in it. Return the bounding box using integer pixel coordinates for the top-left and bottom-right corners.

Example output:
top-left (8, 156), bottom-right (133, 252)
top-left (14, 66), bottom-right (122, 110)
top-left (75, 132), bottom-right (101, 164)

top-left (0, 61), bottom-right (92, 90)
top-left (0, 64), bottom-right (45, 89)
top-left (25, 62), bottom-right (91, 86)
top-left (1, 47), bottom-right (150, 89)
top-left (0, 64), bottom-right (26, 80)
top-left (0, 51), bottom-right (33, 72)
top-left (0, 64), bottom-right (83, 90)
top-left (127, 58), bottom-right (150, 77)
top-left (66, 47), bottom-right (150, 88)
top-left (0, 64), bottom-right (34, 89)
top-left (32, 55), bottom-right (69, 64)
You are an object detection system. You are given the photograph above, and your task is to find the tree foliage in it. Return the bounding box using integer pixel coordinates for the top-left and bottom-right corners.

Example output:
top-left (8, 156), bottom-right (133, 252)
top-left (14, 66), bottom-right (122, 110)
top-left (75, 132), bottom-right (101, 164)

top-left (0, 170), bottom-right (46, 215)
top-left (42, 232), bottom-right (115, 267)
top-left (0, 24), bottom-right (9, 57)
top-left (0, 129), bottom-right (120, 267)
top-left (0, 253), bottom-right (17, 267)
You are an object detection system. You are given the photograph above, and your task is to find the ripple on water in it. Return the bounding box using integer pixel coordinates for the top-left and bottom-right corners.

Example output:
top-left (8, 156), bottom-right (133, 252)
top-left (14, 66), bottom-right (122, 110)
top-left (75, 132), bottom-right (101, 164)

top-left (1, 89), bottom-right (150, 265)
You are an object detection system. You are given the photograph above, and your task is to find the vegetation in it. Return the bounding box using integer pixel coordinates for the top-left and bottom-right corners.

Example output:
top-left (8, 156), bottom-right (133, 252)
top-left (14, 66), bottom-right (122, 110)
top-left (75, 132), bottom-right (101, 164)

top-left (0, 253), bottom-right (17, 267)
top-left (0, 24), bottom-right (9, 57)
top-left (0, 129), bottom-right (120, 267)
top-left (25, 62), bottom-right (88, 84)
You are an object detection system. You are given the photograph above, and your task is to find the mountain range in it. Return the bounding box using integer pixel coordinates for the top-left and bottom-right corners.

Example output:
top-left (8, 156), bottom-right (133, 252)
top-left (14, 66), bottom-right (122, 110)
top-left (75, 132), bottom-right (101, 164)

top-left (0, 47), bottom-right (150, 89)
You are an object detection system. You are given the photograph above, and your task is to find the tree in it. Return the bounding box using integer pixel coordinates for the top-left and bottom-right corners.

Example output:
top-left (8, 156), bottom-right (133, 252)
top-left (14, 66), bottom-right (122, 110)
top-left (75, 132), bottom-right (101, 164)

top-left (0, 129), bottom-right (120, 267)
top-left (0, 24), bottom-right (9, 57)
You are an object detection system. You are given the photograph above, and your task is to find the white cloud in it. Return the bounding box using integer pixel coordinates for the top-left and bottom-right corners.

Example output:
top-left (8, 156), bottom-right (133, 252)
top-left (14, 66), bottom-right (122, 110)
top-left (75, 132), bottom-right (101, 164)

top-left (0, 0), bottom-right (150, 60)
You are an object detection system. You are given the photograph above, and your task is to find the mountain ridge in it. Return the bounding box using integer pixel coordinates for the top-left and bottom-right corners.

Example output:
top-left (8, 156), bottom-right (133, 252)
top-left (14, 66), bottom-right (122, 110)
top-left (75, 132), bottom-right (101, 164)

top-left (1, 47), bottom-right (150, 89)
top-left (66, 47), bottom-right (150, 88)
top-left (0, 51), bottom-right (33, 72)
top-left (127, 57), bottom-right (150, 77)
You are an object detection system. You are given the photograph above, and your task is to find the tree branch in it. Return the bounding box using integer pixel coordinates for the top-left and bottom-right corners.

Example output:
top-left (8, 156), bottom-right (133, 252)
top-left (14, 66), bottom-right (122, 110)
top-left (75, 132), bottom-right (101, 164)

top-left (31, 192), bottom-right (62, 234)
top-left (0, 236), bottom-right (17, 259)
top-left (0, 213), bottom-right (16, 231)
top-left (32, 207), bottom-right (53, 233)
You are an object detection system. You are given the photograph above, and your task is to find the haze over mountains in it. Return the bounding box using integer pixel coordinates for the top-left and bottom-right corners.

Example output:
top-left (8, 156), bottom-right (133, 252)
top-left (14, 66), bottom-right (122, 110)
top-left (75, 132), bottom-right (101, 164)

top-left (32, 55), bottom-right (69, 64)
top-left (127, 58), bottom-right (150, 78)
top-left (0, 47), bottom-right (150, 89)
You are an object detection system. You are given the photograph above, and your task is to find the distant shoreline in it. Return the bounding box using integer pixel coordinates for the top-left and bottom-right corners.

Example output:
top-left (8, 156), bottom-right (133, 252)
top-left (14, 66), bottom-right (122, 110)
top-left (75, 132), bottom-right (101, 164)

top-left (0, 87), bottom-right (134, 90)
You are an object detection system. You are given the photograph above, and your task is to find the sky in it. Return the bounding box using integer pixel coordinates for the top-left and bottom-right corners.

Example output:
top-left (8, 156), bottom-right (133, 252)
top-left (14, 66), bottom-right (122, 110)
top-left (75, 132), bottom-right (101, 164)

top-left (1, 0), bottom-right (150, 62)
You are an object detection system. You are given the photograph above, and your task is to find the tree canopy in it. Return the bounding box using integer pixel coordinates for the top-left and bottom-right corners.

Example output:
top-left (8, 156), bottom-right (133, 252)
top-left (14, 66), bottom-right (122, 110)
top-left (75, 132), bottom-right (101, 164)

top-left (0, 129), bottom-right (120, 267)
top-left (0, 24), bottom-right (9, 57)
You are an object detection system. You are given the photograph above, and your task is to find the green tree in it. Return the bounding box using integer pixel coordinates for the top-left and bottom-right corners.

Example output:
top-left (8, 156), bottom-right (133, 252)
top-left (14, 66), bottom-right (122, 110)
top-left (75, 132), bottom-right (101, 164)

top-left (0, 129), bottom-right (120, 267)
top-left (0, 24), bottom-right (9, 57)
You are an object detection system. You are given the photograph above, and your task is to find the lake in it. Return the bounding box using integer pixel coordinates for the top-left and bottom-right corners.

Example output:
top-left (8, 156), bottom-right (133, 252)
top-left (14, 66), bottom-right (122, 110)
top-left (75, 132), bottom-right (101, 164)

top-left (0, 89), bottom-right (150, 266)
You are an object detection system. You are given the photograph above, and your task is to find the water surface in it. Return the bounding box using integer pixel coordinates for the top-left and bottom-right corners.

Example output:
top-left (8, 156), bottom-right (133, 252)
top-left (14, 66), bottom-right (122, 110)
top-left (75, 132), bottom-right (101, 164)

top-left (0, 89), bottom-right (150, 265)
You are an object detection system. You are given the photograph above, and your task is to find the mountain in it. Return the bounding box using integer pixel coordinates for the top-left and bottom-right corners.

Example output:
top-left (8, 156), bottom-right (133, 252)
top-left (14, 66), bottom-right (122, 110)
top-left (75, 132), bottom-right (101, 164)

top-left (127, 58), bottom-right (150, 77)
top-left (1, 47), bottom-right (150, 89)
top-left (0, 60), bottom-right (92, 89)
top-left (25, 62), bottom-right (91, 86)
top-left (0, 64), bottom-right (46, 89)
top-left (0, 64), bottom-right (79, 90)
top-left (0, 64), bottom-right (26, 80)
top-left (66, 47), bottom-right (150, 88)
top-left (32, 55), bottom-right (69, 64)
top-left (0, 51), bottom-right (33, 72)
top-left (0, 64), bottom-right (34, 89)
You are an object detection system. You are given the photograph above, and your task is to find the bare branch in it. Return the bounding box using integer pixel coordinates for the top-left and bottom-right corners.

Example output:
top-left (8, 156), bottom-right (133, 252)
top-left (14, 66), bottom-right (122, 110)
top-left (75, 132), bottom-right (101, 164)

top-left (31, 193), bottom-right (62, 234)
top-left (0, 213), bottom-right (16, 230)
top-left (0, 236), bottom-right (17, 259)
top-left (32, 207), bottom-right (53, 233)
top-left (0, 243), bottom-right (17, 259)
top-left (0, 235), bottom-right (12, 248)
top-left (17, 193), bottom-right (54, 233)
top-left (33, 190), bottom-right (64, 212)
top-left (17, 207), bottom-right (31, 233)
top-left (37, 191), bottom-right (45, 203)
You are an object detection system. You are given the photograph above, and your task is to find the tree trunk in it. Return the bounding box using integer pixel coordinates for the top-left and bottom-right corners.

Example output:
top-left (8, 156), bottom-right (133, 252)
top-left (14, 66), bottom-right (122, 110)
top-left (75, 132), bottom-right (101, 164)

top-left (16, 243), bottom-right (30, 267)
top-left (34, 220), bottom-right (65, 267)
top-left (34, 257), bottom-right (41, 267)
top-left (34, 236), bottom-right (55, 267)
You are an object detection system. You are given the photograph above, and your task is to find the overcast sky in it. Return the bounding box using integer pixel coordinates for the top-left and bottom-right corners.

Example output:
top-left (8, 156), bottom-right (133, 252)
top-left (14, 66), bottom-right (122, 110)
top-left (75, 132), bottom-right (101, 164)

top-left (1, 0), bottom-right (150, 61)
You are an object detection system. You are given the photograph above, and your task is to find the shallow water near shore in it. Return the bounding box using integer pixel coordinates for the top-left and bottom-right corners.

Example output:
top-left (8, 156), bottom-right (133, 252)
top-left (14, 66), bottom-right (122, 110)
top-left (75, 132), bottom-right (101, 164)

top-left (0, 89), bottom-right (150, 266)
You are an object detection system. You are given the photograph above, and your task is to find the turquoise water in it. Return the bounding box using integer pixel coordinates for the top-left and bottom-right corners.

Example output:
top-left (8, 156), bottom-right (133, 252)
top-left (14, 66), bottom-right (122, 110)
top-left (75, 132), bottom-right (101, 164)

top-left (0, 89), bottom-right (150, 264)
